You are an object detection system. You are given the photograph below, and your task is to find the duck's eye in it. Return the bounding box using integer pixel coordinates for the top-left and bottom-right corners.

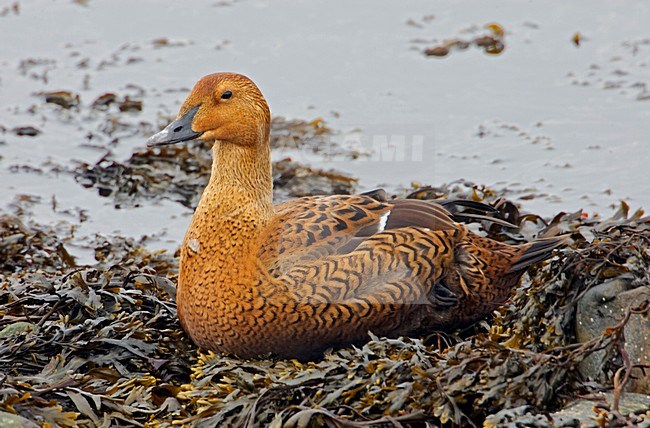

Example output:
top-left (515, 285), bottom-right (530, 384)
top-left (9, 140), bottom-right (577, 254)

top-left (221, 91), bottom-right (233, 100)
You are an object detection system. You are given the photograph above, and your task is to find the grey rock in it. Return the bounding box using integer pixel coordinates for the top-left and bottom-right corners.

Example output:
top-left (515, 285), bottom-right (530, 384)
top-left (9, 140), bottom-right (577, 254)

top-left (0, 411), bottom-right (40, 428)
top-left (576, 278), bottom-right (650, 394)
top-left (551, 392), bottom-right (650, 427)
top-left (485, 405), bottom-right (579, 427)
top-left (486, 393), bottom-right (650, 427)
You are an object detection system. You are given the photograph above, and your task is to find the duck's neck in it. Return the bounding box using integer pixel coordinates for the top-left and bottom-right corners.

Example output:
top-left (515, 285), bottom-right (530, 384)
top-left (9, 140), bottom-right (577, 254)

top-left (183, 135), bottom-right (274, 274)
top-left (177, 134), bottom-right (275, 348)
top-left (206, 138), bottom-right (273, 216)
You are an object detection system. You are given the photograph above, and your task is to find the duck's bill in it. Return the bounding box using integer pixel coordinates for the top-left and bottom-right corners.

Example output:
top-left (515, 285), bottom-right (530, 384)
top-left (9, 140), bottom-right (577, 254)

top-left (146, 105), bottom-right (203, 147)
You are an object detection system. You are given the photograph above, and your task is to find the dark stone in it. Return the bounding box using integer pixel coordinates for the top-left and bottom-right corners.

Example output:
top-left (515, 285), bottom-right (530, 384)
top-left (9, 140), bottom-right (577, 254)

top-left (575, 278), bottom-right (650, 394)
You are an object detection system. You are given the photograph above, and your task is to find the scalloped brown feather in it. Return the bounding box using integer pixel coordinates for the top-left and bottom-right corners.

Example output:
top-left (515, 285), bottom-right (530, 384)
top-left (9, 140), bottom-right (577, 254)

top-left (151, 73), bottom-right (567, 359)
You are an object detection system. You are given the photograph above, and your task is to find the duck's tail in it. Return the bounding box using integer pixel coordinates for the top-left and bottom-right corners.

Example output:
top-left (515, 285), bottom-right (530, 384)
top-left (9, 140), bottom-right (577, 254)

top-left (431, 233), bottom-right (570, 328)
top-left (449, 232), bottom-right (570, 301)
top-left (509, 234), bottom-right (571, 273)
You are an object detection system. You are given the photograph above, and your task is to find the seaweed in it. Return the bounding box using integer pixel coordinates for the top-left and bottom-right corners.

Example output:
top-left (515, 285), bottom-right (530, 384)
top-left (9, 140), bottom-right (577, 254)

top-left (74, 117), bottom-right (357, 209)
top-left (418, 23), bottom-right (506, 58)
top-left (1, 184), bottom-right (649, 427)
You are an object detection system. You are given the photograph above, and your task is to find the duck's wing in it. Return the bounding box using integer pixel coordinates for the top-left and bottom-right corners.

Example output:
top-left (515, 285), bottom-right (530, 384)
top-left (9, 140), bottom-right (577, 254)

top-left (259, 190), bottom-right (458, 276)
top-left (256, 192), bottom-right (568, 357)
top-left (268, 226), bottom-right (568, 359)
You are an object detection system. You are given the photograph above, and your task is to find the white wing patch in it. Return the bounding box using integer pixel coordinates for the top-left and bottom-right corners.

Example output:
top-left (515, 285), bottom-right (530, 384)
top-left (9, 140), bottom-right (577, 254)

top-left (378, 210), bottom-right (391, 232)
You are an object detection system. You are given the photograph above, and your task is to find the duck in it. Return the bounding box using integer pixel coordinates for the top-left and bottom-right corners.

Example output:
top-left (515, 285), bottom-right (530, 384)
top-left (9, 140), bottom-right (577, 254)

top-left (146, 72), bottom-right (567, 360)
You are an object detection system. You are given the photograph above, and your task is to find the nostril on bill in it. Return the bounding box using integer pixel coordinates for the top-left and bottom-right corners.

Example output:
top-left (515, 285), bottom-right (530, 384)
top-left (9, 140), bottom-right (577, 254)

top-left (173, 126), bottom-right (183, 132)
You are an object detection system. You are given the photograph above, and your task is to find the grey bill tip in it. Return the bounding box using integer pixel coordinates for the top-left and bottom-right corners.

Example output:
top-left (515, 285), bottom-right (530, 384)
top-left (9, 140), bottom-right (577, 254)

top-left (146, 105), bottom-right (203, 147)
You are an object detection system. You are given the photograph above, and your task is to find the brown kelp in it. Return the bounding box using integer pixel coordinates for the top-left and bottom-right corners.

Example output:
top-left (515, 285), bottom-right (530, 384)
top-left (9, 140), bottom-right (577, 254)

top-left (1, 182), bottom-right (648, 427)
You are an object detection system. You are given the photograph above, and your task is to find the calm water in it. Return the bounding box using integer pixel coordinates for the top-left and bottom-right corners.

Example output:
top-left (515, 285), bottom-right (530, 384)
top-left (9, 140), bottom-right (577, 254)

top-left (1, 0), bottom-right (649, 261)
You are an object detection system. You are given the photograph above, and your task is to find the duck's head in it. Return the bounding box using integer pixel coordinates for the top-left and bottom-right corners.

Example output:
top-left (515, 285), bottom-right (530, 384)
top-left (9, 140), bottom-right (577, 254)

top-left (147, 72), bottom-right (270, 148)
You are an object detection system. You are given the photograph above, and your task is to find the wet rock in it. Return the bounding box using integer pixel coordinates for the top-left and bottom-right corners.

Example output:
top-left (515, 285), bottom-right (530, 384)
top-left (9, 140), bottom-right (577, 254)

top-left (551, 392), bottom-right (650, 427)
top-left (485, 392), bottom-right (650, 427)
top-left (576, 277), bottom-right (650, 393)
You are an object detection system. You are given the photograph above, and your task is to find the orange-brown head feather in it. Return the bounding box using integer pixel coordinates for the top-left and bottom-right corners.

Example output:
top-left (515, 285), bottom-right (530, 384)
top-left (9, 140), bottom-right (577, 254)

top-left (179, 72), bottom-right (271, 147)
